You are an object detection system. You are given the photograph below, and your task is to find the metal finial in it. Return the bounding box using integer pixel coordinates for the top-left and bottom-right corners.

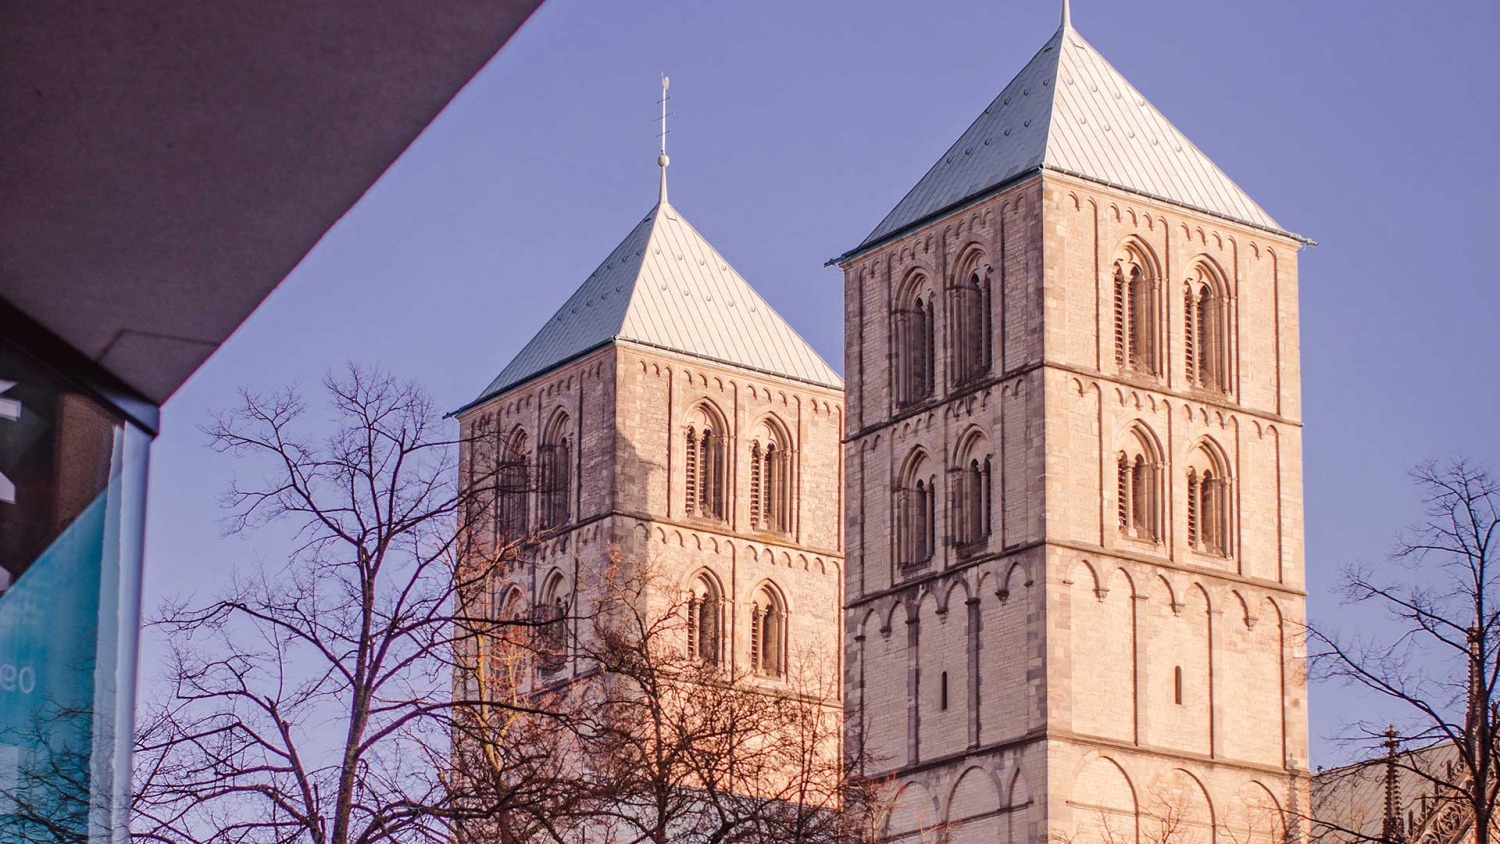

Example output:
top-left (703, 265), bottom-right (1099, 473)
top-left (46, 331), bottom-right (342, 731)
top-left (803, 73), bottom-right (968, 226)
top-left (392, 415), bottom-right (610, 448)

top-left (657, 74), bottom-right (671, 204)
top-left (1061, 0), bottom-right (1072, 29)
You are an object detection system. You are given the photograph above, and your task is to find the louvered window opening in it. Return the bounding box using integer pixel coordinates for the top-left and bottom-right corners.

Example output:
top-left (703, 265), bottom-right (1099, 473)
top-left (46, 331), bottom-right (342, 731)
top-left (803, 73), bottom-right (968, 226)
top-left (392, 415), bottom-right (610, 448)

top-left (535, 599), bottom-right (567, 675)
top-left (1186, 467), bottom-right (1230, 556)
top-left (1113, 266), bottom-right (1158, 377)
top-left (1116, 452), bottom-right (1160, 543)
top-left (684, 427), bottom-right (728, 521)
top-left (495, 433), bottom-right (531, 541)
top-left (894, 299), bottom-right (935, 407)
top-left (749, 441), bottom-right (792, 533)
top-left (897, 478), bottom-right (937, 570)
top-left (750, 599), bottom-right (785, 678)
top-left (1185, 284), bottom-right (1226, 393)
top-left (686, 591), bottom-right (722, 666)
top-left (951, 457), bottom-right (993, 549)
top-left (537, 441), bottom-right (571, 531)
top-left (950, 272), bottom-right (992, 387)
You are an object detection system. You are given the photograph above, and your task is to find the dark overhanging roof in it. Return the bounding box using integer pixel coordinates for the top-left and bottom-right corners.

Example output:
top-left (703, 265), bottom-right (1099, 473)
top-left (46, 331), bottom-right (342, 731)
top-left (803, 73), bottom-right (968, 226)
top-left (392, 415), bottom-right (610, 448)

top-left (0, 0), bottom-right (545, 406)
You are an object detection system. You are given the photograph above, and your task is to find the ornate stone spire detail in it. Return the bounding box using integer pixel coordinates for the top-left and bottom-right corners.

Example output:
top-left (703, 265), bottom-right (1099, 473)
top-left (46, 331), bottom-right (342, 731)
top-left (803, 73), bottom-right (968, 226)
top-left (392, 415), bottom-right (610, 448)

top-left (1383, 725), bottom-right (1407, 844)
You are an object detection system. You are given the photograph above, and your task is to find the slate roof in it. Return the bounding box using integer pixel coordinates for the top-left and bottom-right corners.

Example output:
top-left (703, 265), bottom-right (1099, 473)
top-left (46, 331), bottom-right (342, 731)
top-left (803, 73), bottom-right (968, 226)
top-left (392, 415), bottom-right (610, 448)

top-left (469, 193), bottom-right (842, 407)
top-left (853, 17), bottom-right (1287, 254)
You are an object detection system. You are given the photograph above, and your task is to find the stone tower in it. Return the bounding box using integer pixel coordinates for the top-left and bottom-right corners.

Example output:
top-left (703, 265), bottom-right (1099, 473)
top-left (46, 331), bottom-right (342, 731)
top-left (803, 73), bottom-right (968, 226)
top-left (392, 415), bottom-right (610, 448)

top-left (455, 156), bottom-right (846, 735)
top-left (835, 9), bottom-right (1309, 843)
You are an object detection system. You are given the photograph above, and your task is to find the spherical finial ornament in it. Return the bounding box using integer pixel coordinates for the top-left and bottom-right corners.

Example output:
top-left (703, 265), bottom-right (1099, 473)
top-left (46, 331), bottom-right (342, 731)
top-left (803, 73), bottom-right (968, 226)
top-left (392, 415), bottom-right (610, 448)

top-left (658, 153), bottom-right (670, 169)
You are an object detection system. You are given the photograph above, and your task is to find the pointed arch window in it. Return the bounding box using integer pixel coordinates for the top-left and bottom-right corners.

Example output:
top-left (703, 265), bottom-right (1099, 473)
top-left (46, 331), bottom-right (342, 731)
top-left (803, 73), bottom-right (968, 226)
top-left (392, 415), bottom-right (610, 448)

top-left (538, 411), bottom-right (573, 531)
top-left (685, 573), bottom-right (723, 667)
top-left (536, 573), bottom-right (568, 675)
top-left (684, 405), bottom-right (728, 521)
top-left (496, 427), bottom-right (531, 540)
top-left (749, 419), bottom-right (793, 534)
top-left (1116, 426), bottom-right (1162, 543)
top-left (894, 278), bottom-right (936, 407)
top-left (950, 258), bottom-right (992, 386)
top-left (1112, 249), bottom-right (1160, 378)
top-left (750, 584), bottom-right (786, 678)
top-left (1184, 265), bottom-right (1229, 393)
top-left (897, 453), bottom-right (937, 570)
top-left (950, 435), bottom-right (993, 549)
top-left (1186, 444), bottom-right (1232, 557)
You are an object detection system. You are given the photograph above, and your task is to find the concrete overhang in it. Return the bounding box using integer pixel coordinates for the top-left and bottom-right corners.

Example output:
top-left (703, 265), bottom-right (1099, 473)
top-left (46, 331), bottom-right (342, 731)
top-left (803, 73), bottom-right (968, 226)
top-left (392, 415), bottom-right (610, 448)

top-left (0, 0), bottom-right (544, 407)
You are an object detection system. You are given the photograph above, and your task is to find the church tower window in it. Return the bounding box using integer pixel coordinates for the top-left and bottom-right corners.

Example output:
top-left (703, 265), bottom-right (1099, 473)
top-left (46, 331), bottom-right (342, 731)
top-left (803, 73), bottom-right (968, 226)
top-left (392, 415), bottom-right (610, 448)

top-left (536, 572), bottom-right (568, 676)
top-left (685, 572), bottom-right (723, 667)
top-left (1116, 425), bottom-right (1163, 543)
top-left (950, 433), bottom-right (993, 550)
top-left (949, 254), bottom-right (992, 387)
top-left (1112, 245), bottom-right (1161, 379)
top-left (538, 411), bottom-right (573, 531)
top-left (748, 417), bottom-right (793, 534)
top-left (894, 275), bottom-right (936, 407)
top-left (1184, 264), bottom-right (1229, 394)
top-left (897, 452), bottom-right (937, 569)
top-left (496, 426), bottom-right (531, 540)
top-left (684, 404), bottom-right (729, 521)
top-left (1186, 442), bottom-right (1232, 557)
top-left (750, 584), bottom-right (786, 678)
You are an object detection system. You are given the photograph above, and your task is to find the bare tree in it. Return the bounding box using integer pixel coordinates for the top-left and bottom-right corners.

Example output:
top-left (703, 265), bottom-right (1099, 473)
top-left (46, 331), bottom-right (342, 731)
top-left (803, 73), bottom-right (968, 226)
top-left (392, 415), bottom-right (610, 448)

top-left (130, 365), bottom-right (565, 843)
top-left (1309, 459), bottom-right (1500, 844)
top-left (479, 550), bottom-right (881, 844)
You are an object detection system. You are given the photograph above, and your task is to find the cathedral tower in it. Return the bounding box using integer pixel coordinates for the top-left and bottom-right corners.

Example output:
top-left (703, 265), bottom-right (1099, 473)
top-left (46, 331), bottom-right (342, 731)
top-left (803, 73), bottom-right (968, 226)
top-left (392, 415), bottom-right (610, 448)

top-left (456, 150), bottom-right (845, 743)
top-left (836, 8), bottom-right (1309, 843)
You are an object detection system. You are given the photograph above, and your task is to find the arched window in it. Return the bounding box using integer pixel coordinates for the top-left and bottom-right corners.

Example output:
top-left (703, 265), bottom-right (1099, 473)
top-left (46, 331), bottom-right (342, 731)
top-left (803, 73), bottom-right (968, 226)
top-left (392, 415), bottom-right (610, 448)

top-left (894, 275), bottom-right (936, 407)
top-left (749, 418), bottom-right (793, 534)
top-left (950, 255), bottom-right (992, 386)
top-left (535, 572), bottom-right (568, 675)
top-left (897, 452), bottom-right (937, 569)
top-left (496, 427), bottom-right (531, 539)
top-left (950, 433), bottom-right (993, 549)
top-left (685, 573), bottom-right (723, 666)
top-left (1116, 426), bottom-right (1163, 543)
top-left (538, 411), bottom-right (573, 530)
top-left (1186, 443), bottom-right (1232, 556)
top-left (1112, 246), bottom-right (1160, 378)
top-left (750, 584), bottom-right (786, 678)
top-left (1184, 264), bottom-right (1229, 393)
top-left (684, 404), bottom-right (728, 521)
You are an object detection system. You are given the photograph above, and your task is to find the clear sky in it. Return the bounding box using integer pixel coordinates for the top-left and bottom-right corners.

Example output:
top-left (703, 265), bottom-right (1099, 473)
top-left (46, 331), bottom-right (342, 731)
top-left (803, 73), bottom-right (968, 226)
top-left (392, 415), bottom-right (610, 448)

top-left (139, 0), bottom-right (1500, 769)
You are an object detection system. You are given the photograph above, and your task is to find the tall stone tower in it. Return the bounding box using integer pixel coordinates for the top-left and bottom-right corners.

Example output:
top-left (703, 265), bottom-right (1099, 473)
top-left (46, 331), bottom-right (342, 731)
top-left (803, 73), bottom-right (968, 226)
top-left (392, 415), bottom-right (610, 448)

top-left (456, 154), bottom-right (845, 734)
top-left (836, 8), bottom-right (1309, 843)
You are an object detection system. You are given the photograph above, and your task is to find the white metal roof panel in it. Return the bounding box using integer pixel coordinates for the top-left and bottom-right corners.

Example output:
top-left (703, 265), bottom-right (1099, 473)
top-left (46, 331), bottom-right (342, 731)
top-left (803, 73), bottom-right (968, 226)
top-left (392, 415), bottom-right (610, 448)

top-left (856, 21), bottom-right (1284, 252)
top-left (474, 198), bottom-right (842, 405)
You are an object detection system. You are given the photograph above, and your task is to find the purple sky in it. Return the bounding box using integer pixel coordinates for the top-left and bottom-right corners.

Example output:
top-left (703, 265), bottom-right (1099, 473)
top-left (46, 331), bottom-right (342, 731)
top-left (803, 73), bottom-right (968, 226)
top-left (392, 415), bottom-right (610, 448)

top-left (139, 0), bottom-right (1500, 769)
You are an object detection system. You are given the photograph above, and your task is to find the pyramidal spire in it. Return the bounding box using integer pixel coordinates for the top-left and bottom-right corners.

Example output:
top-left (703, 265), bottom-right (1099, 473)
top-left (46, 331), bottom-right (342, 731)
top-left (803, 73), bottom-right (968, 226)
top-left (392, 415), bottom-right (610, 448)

top-left (657, 74), bottom-right (671, 205)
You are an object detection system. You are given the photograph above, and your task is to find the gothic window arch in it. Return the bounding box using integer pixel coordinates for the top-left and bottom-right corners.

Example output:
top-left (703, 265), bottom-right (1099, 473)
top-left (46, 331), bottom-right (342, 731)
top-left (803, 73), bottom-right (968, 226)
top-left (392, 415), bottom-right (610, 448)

top-left (685, 571), bottom-right (724, 666)
top-left (496, 426), bottom-right (531, 540)
top-left (536, 571), bottom-right (569, 675)
top-left (1116, 424), bottom-right (1164, 543)
top-left (748, 416), bottom-right (794, 534)
top-left (950, 430), bottom-right (993, 549)
top-left (1186, 440), bottom-right (1233, 557)
top-left (1112, 243), bottom-right (1162, 378)
top-left (749, 582), bottom-right (787, 678)
top-left (894, 273), bottom-right (936, 407)
top-left (896, 451), bottom-right (937, 570)
top-left (538, 410), bottom-right (573, 531)
top-left (1184, 262), bottom-right (1230, 394)
top-left (684, 402), bottom-right (729, 521)
top-left (949, 251), bottom-right (993, 386)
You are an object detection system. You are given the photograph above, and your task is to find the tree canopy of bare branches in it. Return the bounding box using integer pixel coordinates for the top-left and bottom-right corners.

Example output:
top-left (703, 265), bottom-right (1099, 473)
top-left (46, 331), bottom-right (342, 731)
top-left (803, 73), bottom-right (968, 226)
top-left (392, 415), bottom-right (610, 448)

top-left (1310, 460), bottom-right (1500, 844)
top-left (131, 366), bottom-right (556, 844)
